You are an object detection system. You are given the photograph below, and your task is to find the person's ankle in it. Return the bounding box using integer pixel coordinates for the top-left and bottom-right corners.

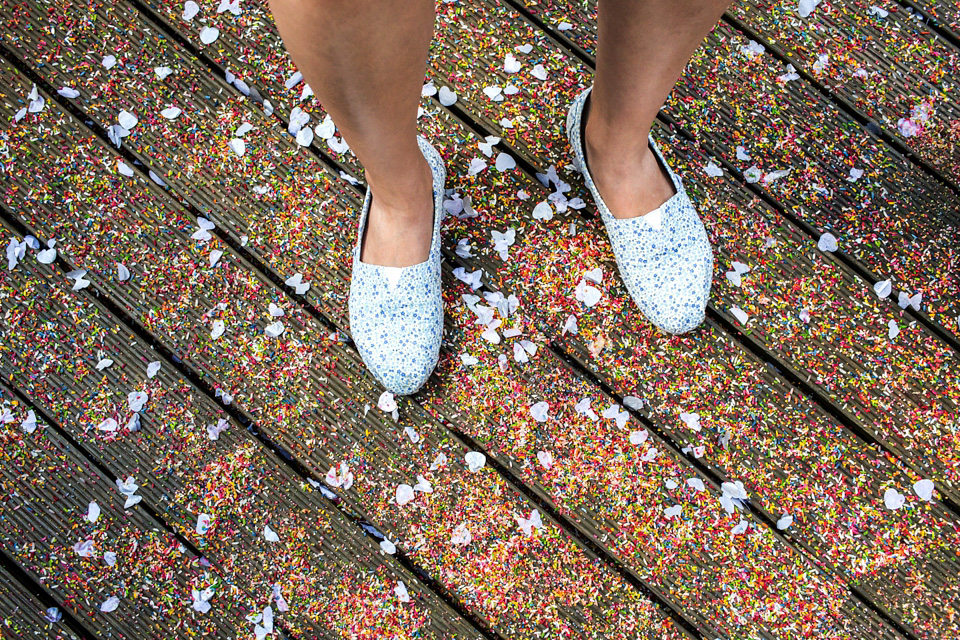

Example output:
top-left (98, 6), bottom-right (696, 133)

top-left (365, 156), bottom-right (433, 221)
top-left (359, 154), bottom-right (435, 267)
top-left (581, 108), bottom-right (674, 220)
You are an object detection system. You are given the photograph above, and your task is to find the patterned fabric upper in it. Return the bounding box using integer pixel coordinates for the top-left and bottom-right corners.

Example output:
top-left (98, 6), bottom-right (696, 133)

top-left (348, 137), bottom-right (446, 395)
top-left (566, 87), bottom-right (713, 334)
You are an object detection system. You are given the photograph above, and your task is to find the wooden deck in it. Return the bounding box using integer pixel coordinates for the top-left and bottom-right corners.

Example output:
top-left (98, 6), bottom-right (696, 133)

top-left (0, 0), bottom-right (957, 638)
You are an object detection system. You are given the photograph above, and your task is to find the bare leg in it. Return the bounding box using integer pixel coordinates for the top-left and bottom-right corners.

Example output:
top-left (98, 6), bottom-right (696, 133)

top-left (586, 0), bottom-right (731, 220)
top-left (269, 0), bottom-right (436, 267)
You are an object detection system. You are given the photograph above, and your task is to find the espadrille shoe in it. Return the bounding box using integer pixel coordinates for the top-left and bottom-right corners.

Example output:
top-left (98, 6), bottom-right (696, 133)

top-left (566, 86), bottom-right (712, 334)
top-left (348, 136), bottom-right (445, 395)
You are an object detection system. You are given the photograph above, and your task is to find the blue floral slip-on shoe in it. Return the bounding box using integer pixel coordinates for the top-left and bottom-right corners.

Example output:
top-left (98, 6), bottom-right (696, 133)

top-left (348, 136), bottom-right (445, 395)
top-left (565, 86), bottom-right (713, 334)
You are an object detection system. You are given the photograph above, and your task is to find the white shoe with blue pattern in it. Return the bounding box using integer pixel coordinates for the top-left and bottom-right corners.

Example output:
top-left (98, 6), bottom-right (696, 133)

top-left (348, 136), bottom-right (445, 395)
top-left (566, 86), bottom-right (713, 334)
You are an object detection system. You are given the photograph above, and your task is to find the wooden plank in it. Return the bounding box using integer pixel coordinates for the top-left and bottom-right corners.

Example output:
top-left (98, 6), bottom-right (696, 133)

top-left (3, 5), bottom-right (923, 640)
top-left (726, 0), bottom-right (960, 184)
top-left (129, 2), bottom-right (960, 635)
top-left (418, 130), bottom-right (960, 638)
top-left (128, 0), bottom-right (960, 508)
top-left (0, 226), bottom-right (483, 640)
top-left (0, 390), bottom-right (247, 639)
top-left (106, 0), bottom-right (958, 343)
top-left (470, 0), bottom-right (960, 344)
top-left (426, 0), bottom-right (956, 496)
top-left (420, 4), bottom-right (960, 634)
top-left (908, 0), bottom-right (960, 39)
top-left (0, 55), bottom-right (687, 640)
top-left (18, 1), bottom-right (956, 636)
top-left (130, 0), bottom-right (365, 180)
top-left (0, 562), bottom-right (83, 639)
top-left (418, 0), bottom-right (960, 499)
top-left (2, 1), bottom-right (360, 327)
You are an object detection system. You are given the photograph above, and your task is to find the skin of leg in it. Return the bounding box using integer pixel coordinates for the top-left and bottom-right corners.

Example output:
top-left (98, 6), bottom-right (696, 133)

top-left (269, 0), bottom-right (436, 267)
top-left (586, 0), bottom-right (732, 220)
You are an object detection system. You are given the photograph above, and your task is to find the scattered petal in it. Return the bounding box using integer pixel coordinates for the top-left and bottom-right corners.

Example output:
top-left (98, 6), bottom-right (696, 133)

top-left (464, 451), bottom-right (486, 472)
top-left (703, 161), bottom-right (724, 177)
top-left (182, 0), bottom-right (200, 20)
top-left (100, 596), bottom-right (120, 613)
top-left (529, 401), bottom-right (549, 422)
top-left (913, 479), bottom-right (934, 502)
top-left (495, 152), bottom-right (517, 172)
top-left (263, 524), bottom-right (279, 542)
top-left (196, 514), bottom-right (212, 535)
top-left (450, 523), bottom-right (472, 546)
top-left (437, 86), bottom-right (457, 106)
top-left (396, 484), bottom-right (415, 506)
top-left (873, 280), bottom-right (891, 299)
top-left (883, 487), bottom-right (905, 510)
top-left (199, 26), bottom-right (220, 44)
top-left (378, 392), bottom-right (397, 413)
top-left (818, 232), bottom-right (838, 252)
top-left (887, 319), bottom-right (900, 340)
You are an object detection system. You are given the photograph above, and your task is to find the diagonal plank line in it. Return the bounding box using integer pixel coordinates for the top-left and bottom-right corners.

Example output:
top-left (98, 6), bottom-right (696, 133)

top-left (545, 336), bottom-right (923, 640)
top-left (506, 0), bottom-right (960, 199)
top-left (898, 0), bottom-right (960, 44)
top-left (0, 208), bottom-right (329, 640)
top-left (426, 0), bottom-right (958, 519)
top-left (0, 545), bottom-right (97, 640)
top-left (12, 2), bottom-right (945, 634)
top-left (719, 11), bottom-right (960, 197)
top-left (117, 1), bottom-right (959, 635)
top-left (123, 0), bottom-right (364, 189)
top-left (500, 0), bottom-right (960, 356)
top-left (50, 4), bottom-right (936, 635)
top-left (0, 43), bottom-right (690, 638)
top-left (704, 304), bottom-right (960, 518)
top-left (0, 14), bottom-right (711, 636)
top-left (0, 200), bottom-right (504, 640)
top-left (439, 420), bottom-right (706, 639)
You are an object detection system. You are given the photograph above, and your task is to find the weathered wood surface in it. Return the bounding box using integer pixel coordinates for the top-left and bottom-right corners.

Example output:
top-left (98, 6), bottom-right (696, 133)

top-left (132, 0), bottom-right (960, 506)
top-left (0, 38), bottom-right (687, 640)
top-left (728, 0), bottom-right (960, 185)
top-left (2, 3), bottom-right (917, 638)
top-left (0, 219), bottom-right (475, 638)
top-left (0, 385), bottom-right (247, 639)
top-left (910, 0), bottom-right (960, 38)
top-left (0, 557), bottom-right (82, 639)
top-left (0, 0), bottom-right (957, 638)
top-left (484, 0), bottom-right (960, 342)
top-left (116, 0), bottom-right (960, 635)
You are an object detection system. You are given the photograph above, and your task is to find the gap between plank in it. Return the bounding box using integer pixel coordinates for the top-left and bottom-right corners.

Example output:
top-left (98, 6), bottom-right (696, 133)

top-left (73, 5), bottom-right (940, 633)
top-left (124, 1), bottom-right (958, 636)
top-left (3, 10), bottom-right (931, 637)
top-left (8, 11), bottom-right (711, 636)
top-left (0, 200), bottom-right (501, 640)
top-left (897, 0), bottom-right (960, 46)
top-left (499, 0), bottom-right (960, 355)
top-left (720, 11), bottom-right (960, 197)
top-left (0, 545), bottom-right (98, 640)
top-left (546, 338), bottom-right (922, 640)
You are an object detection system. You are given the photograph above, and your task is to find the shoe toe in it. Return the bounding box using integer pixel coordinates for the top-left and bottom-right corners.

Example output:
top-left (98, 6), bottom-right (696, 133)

top-left (610, 208), bottom-right (713, 335)
top-left (351, 317), bottom-right (441, 395)
top-left (633, 247), bottom-right (711, 334)
top-left (361, 342), bottom-right (439, 396)
top-left (349, 270), bottom-right (443, 395)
